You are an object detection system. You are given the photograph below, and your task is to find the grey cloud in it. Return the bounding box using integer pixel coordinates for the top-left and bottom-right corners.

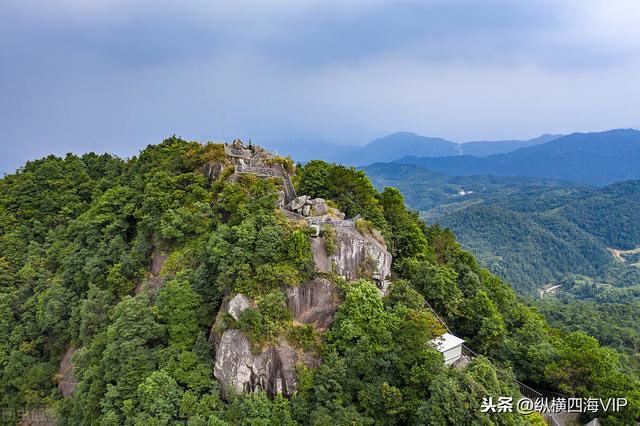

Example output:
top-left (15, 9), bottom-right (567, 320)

top-left (1, 0), bottom-right (639, 174)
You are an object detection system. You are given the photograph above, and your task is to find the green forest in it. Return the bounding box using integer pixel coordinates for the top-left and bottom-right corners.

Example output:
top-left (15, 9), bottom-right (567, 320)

top-left (1, 140), bottom-right (639, 425)
top-left (364, 163), bottom-right (640, 300)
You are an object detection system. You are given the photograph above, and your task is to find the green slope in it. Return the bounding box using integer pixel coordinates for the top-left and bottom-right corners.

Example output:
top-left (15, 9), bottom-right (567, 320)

top-left (364, 163), bottom-right (640, 299)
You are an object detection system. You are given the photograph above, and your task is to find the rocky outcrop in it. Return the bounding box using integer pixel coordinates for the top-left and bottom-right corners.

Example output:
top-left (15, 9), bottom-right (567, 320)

top-left (286, 278), bottom-right (338, 330)
top-left (209, 293), bottom-right (252, 346)
top-left (228, 294), bottom-right (251, 321)
top-left (135, 246), bottom-right (168, 295)
top-left (330, 226), bottom-right (392, 292)
top-left (285, 196), bottom-right (330, 218)
top-left (214, 330), bottom-right (299, 397)
top-left (57, 346), bottom-right (77, 398)
top-left (208, 141), bottom-right (396, 398)
top-left (202, 161), bottom-right (225, 182)
top-left (311, 224), bottom-right (392, 292)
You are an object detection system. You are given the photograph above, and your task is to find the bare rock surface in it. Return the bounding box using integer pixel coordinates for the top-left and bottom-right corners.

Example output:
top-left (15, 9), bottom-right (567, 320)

top-left (202, 161), bottom-right (225, 182)
top-left (228, 294), bottom-right (251, 321)
top-left (286, 278), bottom-right (338, 329)
top-left (311, 237), bottom-right (331, 273)
top-left (311, 203), bottom-right (328, 215)
top-left (288, 195), bottom-right (309, 211)
top-left (135, 246), bottom-right (168, 295)
top-left (331, 226), bottom-right (392, 291)
top-left (57, 346), bottom-right (77, 398)
top-left (214, 330), bottom-right (299, 397)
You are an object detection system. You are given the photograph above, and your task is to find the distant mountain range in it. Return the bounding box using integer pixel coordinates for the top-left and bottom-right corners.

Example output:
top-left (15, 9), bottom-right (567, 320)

top-left (397, 129), bottom-right (640, 186)
top-left (264, 132), bottom-right (561, 165)
top-left (266, 128), bottom-right (640, 187)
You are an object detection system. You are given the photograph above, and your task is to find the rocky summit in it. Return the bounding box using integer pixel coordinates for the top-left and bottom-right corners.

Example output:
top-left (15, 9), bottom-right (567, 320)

top-left (209, 140), bottom-right (394, 396)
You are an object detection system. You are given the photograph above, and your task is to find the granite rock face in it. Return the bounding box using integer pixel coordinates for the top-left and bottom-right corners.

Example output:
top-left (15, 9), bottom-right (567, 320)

top-left (227, 294), bottom-right (251, 321)
top-left (311, 203), bottom-right (328, 216)
top-left (310, 225), bottom-right (392, 292)
top-left (330, 226), bottom-right (392, 292)
top-left (214, 330), bottom-right (299, 397)
top-left (210, 158), bottom-right (396, 398)
top-left (310, 237), bottom-right (331, 273)
top-left (286, 278), bottom-right (338, 330)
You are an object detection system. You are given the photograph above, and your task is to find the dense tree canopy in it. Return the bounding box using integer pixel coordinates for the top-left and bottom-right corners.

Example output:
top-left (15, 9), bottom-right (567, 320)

top-left (0, 142), bottom-right (637, 425)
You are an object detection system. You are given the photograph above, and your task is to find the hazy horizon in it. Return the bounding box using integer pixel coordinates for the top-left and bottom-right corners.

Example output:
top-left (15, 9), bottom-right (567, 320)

top-left (2, 1), bottom-right (640, 172)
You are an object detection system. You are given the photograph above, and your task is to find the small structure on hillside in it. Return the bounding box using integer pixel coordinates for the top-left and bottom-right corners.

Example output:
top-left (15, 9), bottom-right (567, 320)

top-left (429, 332), bottom-right (465, 366)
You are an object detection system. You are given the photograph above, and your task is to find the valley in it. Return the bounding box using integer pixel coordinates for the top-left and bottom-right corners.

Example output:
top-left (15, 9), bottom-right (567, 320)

top-left (364, 162), bottom-right (640, 303)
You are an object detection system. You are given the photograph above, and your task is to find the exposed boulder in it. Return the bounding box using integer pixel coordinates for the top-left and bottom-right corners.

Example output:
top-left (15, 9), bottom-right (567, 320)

top-left (286, 278), bottom-right (338, 330)
top-left (311, 203), bottom-right (328, 216)
top-left (288, 195), bottom-right (309, 211)
top-left (284, 196), bottom-right (331, 218)
top-left (214, 330), bottom-right (299, 397)
top-left (327, 207), bottom-right (345, 220)
top-left (228, 294), bottom-right (251, 321)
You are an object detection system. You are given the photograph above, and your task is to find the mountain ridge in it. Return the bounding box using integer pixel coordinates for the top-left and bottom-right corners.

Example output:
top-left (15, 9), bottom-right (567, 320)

top-left (260, 131), bottom-right (563, 166)
top-left (396, 128), bottom-right (640, 185)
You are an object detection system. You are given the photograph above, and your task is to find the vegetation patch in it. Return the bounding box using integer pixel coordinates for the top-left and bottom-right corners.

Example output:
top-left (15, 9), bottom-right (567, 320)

top-left (320, 224), bottom-right (336, 255)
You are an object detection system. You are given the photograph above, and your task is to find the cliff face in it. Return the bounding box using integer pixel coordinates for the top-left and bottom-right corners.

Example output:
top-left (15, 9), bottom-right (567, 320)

top-left (214, 330), bottom-right (299, 397)
top-left (310, 227), bottom-right (392, 293)
top-left (330, 226), bottom-right (392, 293)
top-left (286, 278), bottom-right (339, 330)
top-left (211, 281), bottom-right (332, 397)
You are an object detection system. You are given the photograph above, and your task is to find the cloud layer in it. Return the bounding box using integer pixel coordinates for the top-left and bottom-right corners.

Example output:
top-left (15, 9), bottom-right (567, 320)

top-left (1, 0), bottom-right (640, 171)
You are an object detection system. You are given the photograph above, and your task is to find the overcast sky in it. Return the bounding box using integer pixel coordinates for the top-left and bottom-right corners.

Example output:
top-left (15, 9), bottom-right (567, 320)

top-left (2, 0), bottom-right (640, 172)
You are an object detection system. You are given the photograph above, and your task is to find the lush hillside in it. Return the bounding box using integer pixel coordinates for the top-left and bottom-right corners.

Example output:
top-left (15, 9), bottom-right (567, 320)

top-left (364, 163), bottom-right (640, 300)
top-left (397, 129), bottom-right (640, 185)
top-left (1, 141), bottom-right (639, 425)
top-left (532, 298), bottom-right (640, 357)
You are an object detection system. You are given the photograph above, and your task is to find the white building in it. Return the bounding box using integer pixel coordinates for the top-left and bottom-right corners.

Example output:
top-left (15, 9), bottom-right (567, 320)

top-left (429, 332), bottom-right (465, 366)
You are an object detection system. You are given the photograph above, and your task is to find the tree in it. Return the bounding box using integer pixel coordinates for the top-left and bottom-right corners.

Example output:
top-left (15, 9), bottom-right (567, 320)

top-left (100, 296), bottom-right (164, 419)
top-left (128, 370), bottom-right (183, 425)
top-left (399, 257), bottom-right (462, 318)
top-left (157, 279), bottom-right (203, 350)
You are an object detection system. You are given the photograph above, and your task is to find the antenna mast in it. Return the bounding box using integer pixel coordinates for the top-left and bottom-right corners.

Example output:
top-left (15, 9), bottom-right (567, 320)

top-left (220, 114), bottom-right (225, 141)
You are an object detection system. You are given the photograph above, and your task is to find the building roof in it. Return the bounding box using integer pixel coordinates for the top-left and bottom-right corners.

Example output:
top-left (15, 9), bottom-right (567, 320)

top-left (429, 332), bottom-right (465, 352)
